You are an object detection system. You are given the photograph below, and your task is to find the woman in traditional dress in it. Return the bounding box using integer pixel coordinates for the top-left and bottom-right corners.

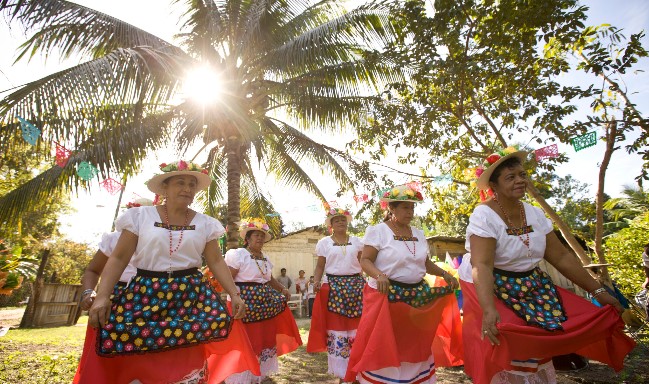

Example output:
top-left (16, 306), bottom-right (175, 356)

top-left (307, 208), bottom-right (364, 382)
top-left (76, 160), bottom-right (259, 384)
top-left (345, 184), bottom-right (464, 384)
top-left (223, 217), bottom-right (303, 384)
top-left (458, 147), bottom-right (635, 384)
top-left (79, 198), bottom-right (153, 311)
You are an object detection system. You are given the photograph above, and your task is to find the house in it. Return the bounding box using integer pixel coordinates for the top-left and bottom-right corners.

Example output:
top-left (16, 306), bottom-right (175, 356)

top-left (263, 226), bottom-right (328, 293)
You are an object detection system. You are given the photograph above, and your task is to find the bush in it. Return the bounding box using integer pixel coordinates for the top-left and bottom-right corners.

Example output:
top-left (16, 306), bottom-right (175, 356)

top-left (604, 212), bottom-right (649, 296)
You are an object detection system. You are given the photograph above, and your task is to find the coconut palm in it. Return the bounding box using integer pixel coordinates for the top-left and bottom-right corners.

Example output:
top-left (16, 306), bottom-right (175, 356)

top-left (0, 0), bottom-right (402, 249)
top-left (603, 185), bottom-right (649, 231)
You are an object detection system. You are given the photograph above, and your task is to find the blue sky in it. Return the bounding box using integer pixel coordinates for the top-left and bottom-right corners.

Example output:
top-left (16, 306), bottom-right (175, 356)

top-left (1, 0), bottom-right (648, 243)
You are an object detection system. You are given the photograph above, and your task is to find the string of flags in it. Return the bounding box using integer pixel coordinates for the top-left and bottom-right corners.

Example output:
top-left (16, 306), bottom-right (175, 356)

top-left (16, 116), bottom-right (124, 195)
top-left (570, 131), bottom-right (597, 152)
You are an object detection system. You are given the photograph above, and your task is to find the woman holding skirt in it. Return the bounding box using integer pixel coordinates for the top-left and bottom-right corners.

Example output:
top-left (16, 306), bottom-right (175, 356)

top-left (345, 184), bottom-right (463, 384)
top-left (76, 160), bottom-right (258, 384)
top-left (224, 217), bottom-right (302, 384)
top-left (307, 208), bottom-right (364, 382)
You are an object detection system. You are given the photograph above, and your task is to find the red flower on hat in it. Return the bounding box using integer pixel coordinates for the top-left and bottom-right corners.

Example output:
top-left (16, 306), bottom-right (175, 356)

top-left (383, 191), bottom-right (390, 197)
top-left (159, 163), bottom-right (167, 168)
top-left (178, 160), bottom-right (188, 170)
top-left (415, 191), bottom-right (423, 200)
top-left (486, 154), bottom-right (501, 164)
top-left (201, 169), bottom-right (209, 174)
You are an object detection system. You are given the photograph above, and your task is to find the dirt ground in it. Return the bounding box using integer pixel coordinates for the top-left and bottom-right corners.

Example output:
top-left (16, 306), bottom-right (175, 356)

top-left (1, 308), bottom-right (648, 383)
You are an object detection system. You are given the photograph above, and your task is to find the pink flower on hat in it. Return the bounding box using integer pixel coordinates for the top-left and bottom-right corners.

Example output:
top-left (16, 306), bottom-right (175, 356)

top-left (475, 167), bottom-right (484, 177)
top-left (178, 160), bottom-right (188, 170)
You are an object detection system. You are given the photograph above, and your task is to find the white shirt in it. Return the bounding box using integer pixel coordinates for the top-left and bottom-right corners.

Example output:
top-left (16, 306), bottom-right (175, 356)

top-left (315, 236), bottom-right (363, 284)
top-left (458, 203), bottom-right (554, 283)
top-left (224, 247), bottom-right (273, 284)
top-left (363, 222), bottom-right (429, 288)
top-left (98, 231), bottom-right (137, 283)
top-left (115, 206), bottom-right (225, 271)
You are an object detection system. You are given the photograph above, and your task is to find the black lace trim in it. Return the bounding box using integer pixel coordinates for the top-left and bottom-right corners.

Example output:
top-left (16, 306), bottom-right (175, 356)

top-left (154, 222), bottom-right (196, 231)
top-left (505, 225), bottom-right (534, 236)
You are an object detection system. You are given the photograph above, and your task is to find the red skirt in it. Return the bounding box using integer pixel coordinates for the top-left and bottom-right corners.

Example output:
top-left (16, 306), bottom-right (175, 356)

top-left (460, 280), bottom-right (636, 384)
top-left (344, 285), bottom-right (463, 382)
top-left (227, 302), bottom-right (302, 356)
top-left (73, 319), bottom-right (259, 384)
top-left (307, 283), bottom-right (362, 353)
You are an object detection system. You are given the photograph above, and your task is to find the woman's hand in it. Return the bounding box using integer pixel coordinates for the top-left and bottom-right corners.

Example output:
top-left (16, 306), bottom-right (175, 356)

top-left (230, 295), bottom-right (247, 319)
top-left (375, 273), bottom-right (389, 295)
top-left (314, 281), bottom-right (322, 293)
top-left (442, 273), bottom-right (459, 290)
top-left (88, 296), bottom-right (111, 328)
top-left (481, 307), bottom-right (501, 346)
top-left (596, 292), bottom-right (624, 314)
top-left (282, 288), bottom-right (291, 301)
top-left (79, 291), bottom-right (96, 311)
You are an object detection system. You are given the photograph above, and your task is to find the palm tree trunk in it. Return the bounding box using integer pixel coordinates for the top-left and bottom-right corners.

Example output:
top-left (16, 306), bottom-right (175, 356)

top-left (526, 185), bottom-right (592, 265)
top-left (226, 138), bottom-right (242, 250)
top-left (594, 121), bottom-right (618, 282)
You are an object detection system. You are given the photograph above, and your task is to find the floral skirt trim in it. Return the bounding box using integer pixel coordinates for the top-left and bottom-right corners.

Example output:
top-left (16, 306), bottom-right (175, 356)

top-left (327, 329), bottom-right (357, 378)
top-left (493, 267), bottom-right (567, 331)
top-left (327, 274), bottom-right (364, 318)
top-left (388, 279), bottom-right (453, 308)
top-left (97, 270), bottom-right (232, 356)
top-left (236, 282), bottom-right (287, 323)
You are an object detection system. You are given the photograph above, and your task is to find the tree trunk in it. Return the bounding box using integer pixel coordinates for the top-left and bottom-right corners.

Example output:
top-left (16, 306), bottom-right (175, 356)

top-left (20, 248), bottom-right (50, 328)
top-left (594, 121), bottom-right (618, 282)
top-left (111, 175), bottom-right (128, 232)
top-left (526, 185), bottom-right (592, 266)
top-left (226, 138), bottom-right (243, 251)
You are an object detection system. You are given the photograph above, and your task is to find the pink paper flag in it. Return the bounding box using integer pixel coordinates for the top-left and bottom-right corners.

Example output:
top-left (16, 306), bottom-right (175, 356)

top-left (100, 178), bottom-right (124, 195)
top-left (535, 144), bottom-right (559, 162)
top-left (54, 142), bottom-right (72, 168)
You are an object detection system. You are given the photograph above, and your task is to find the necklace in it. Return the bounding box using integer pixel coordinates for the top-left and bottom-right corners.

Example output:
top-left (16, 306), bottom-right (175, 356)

top-left (390, 220), bottom-right (416, 257)
top-left (164, 204), bottom-right (190, 258)
top-left (248, 248), bottom-right (268, 276)
top-left (331, 233), bottom-right (349, 256)
top-left (492, 195), bottom-right (531, 258)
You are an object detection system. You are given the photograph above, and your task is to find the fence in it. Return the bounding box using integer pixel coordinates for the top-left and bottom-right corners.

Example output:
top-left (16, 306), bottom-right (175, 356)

top-left (30, 283), bottom-right (82, 327)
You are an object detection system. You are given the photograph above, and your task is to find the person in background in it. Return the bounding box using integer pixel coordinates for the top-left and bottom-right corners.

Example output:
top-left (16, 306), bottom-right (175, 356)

top-left (459, 147), bottom-right (635, 384)
top-left (277, 267), bottom-right (293, 292)
top-left (295, 270), bottom-right (307, 295)
top-left (76, 160), bottom-right (257, 384)
top-left (307, 207), bottom-right (364, 382)
top-left (79, 197), bottom-right (153, 311)
top-left (345, 184), bottom-right (463, 384)
top-left (306, 276), bottom-right (316, 317)
top-left (224, 218), bottom-right (302, 384)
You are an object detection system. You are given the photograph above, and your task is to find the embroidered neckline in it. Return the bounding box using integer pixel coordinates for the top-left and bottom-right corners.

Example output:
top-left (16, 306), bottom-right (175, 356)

top-left (393, 235), bottom-right (418, 242)
top-left (506, 225), bottom-right (534, 236)
top-left (332, 242), bottom-right (352, 246)
top-left (154, 222), bottom-right (196, 231)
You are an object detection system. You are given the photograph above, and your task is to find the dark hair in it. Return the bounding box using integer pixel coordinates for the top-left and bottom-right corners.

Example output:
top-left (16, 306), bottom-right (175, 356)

top-left (281, 268), bottom-right (287, 272)
top-left (383, 201), bottom-right (405, 222)
top-left (488, 157), bottom-right (523, 185)
top-left (299, 270), bottom-right (305, 274)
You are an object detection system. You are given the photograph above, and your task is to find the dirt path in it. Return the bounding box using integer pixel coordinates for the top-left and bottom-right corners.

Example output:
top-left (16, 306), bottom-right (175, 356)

top-left (0, 307), bottom-right (24, 328)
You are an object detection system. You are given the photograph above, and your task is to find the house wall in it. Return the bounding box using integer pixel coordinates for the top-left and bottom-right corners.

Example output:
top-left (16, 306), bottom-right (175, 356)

top-left (427, 238), bottom-right (466, 260)
top-left (263, 228), bottom-right (327, 293)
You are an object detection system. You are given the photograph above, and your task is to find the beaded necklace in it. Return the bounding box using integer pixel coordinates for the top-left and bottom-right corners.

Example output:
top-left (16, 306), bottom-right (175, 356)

top-left (164, 204), bottom-right (190, 258)
top-left (331, 233), bottom-right (349, 256)
top-left (492, 195), bottom-right (531, 259)
top-left (390, 220), bottom-right (416, 257)
top-left (248, 248), bottom-right (268, 277)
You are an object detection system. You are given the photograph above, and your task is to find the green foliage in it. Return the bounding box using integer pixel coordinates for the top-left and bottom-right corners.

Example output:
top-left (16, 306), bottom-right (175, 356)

top-left (604, 212), bottom-right (649, 295)
top-left (43, 239), bottom-right (93, 285)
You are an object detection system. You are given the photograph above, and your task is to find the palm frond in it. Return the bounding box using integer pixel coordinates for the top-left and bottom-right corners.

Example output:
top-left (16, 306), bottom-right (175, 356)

top-left (1, 0), bottom-right (181, 61)
top-left (0, 109), bottom-right (175, 226)
top-left (0, 46), bottom-right (190, 154)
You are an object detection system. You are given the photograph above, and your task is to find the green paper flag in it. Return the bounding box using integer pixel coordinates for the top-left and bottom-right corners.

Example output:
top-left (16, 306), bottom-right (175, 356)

top-left (571, 131), bottom-right (597, 152)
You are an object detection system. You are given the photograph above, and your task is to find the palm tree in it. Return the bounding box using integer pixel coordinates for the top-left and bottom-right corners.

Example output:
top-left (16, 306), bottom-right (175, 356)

top-left (603, 185), bottom-right (649, 231)
top-left (0, 0), bottom-right (401, 249)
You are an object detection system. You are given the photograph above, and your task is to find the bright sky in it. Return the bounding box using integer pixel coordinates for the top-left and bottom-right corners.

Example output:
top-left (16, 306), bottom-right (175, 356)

top-left (1, 0), bottom-right (648, 244)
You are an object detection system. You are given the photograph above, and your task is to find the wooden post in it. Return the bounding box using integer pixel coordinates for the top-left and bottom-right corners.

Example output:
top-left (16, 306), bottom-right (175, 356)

top-left (20, 249), bottom-right (50, 328)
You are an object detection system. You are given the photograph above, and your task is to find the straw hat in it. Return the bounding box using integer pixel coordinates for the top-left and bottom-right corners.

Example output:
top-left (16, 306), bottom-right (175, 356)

top-left (239, 217), bottom-right (272, 242)
top-left (146, 160), bottom-right (211, 195)
top-left (379, 183), bottom-right (424, 203)
top-left (325, 208), bottom-right (353, 227)
top-left (124, 197), bottom-right (154, 209)
top-left (583, 263), bottom-right (613, 269)
top-left (474, 147), bottom-right (528, 190)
